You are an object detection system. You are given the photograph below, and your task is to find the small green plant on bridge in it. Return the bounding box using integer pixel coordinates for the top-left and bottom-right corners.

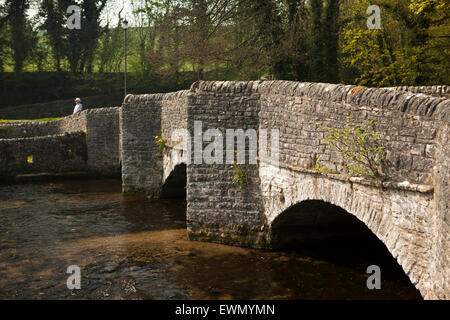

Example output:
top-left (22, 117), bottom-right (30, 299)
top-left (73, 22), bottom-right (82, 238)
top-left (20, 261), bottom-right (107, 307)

top-left (315, 116), bottom-right (386, 179)
top-left (230, 163), bottom-right (247, 186)
top-left (154, 136), bottom-right (167, 151)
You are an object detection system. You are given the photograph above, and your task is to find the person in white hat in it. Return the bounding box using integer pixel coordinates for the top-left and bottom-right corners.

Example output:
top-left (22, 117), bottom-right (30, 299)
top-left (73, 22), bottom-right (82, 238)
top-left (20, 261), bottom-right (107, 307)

top-left (73, 98), bottom-right (83, 114)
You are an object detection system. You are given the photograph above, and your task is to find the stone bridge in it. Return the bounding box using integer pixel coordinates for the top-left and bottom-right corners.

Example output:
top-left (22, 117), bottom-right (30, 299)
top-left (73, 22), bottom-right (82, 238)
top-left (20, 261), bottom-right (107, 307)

top-left (120, 81), bottom-right (448, 300)
top-left (1, 81), bottom-right (448, 299)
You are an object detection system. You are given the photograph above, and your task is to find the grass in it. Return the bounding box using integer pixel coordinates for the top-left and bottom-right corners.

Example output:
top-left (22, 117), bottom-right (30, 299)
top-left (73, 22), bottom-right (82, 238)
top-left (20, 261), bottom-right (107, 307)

top-left (0, 117), bottom-right (63, 123)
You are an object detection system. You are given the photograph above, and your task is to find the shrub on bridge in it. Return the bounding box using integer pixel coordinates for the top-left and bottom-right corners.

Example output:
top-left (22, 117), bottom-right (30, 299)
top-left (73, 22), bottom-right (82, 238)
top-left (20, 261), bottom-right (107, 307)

top-left (315, 116), bottom-right (386, 179)
top-left (230, 163), bottom-right (247, 186)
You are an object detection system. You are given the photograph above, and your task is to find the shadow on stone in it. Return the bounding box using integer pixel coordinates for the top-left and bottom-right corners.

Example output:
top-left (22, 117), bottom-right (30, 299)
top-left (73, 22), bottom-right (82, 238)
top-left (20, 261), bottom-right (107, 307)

top-left (160, 163), bottom-right (186, 199)
top-left (270, 200), bottom-right (423, 296)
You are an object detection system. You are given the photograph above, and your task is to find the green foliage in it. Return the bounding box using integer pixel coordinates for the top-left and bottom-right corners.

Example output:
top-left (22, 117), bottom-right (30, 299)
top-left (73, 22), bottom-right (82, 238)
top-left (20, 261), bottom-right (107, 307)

top-left (4, 0), bottom-right (35, 73)
top-left (154, 136), bottom-right (166, 151)
top-left (316, 116), bottom-right (386, 179)
top-left (313, 161), bottom-right (329, 174)
top-left (230, 163), bottom-right (247, 186)
top-left (309, 0), bottom-right (325, 81)
top-left (39, 0), bottom-right (107, 73)
top-left (67, 148), bottom-right (74, 160)
top-left (39, 0), bottom-right (65, 71)
top-left (409, 0), bottom-right (449, 13)
top-left (0, 0), bottom-right (448, 99)
top-left (341, 0), bottom-right (449, 86)
top-left (341, 27), bottom-right (419, 86)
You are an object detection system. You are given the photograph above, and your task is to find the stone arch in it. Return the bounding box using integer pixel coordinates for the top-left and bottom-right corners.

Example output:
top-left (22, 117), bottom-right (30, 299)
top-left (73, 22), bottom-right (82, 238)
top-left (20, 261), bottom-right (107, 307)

top-left (260, 164), bottom-right (435, 299)
top-left (270, 199), bottom-right (374, 249)
top-left (269, 198), bottom-right (423, 298)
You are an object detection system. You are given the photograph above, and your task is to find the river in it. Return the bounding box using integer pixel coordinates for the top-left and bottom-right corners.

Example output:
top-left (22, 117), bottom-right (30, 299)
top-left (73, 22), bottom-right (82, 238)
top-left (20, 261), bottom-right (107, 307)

top-left (0, 179), bottom-right (422, 300)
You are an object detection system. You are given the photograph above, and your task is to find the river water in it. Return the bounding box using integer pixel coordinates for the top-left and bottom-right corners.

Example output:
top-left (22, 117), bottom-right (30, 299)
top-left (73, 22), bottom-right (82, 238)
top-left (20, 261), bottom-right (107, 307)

top-left (0, 179), bottom-right (422, 300)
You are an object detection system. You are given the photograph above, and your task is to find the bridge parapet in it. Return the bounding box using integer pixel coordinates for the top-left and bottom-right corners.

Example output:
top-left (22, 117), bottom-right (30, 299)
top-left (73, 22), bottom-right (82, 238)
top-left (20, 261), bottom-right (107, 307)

top-left (0, 107), bottom-right (121, 178)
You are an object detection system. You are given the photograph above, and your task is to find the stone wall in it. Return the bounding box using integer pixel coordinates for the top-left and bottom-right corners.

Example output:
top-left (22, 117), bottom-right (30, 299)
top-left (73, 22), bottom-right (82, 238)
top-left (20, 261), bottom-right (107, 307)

top-left (0, 107), bottom-right (120, 177)
top-left (161, 91), bottom-right (190, 185)
top-left (258, 81), bottom-right (447, 186)
top-left (0, 121), bottom-right (61, 139)
top-left (0, 113), bottom-right (86, 139)
top-left (120, 91), bottom-right (189, 195)
top-left (0, 132), bottom-right (87, 176)
top-left (259, 164), bottom-right (438, 298)
top-left (184, 81), bottom-right (447, 244)
top-left (84, 108), bottom-right (121, 174)
top-left (121, 94), bottom-right (162, 194)
top-left (255, 81), bottom-right (448, 299)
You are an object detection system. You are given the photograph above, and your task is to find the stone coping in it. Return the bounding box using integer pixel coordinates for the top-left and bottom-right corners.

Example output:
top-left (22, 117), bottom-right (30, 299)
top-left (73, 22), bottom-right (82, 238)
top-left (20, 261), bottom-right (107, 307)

top-left (266, 162), bottom-right (435, 194)
top-left (0, 131), bottom-right (85, 142)
top-left (189, 80), bottom-right (449, 120)
top-left (123, 90), bottom-right (190, 104)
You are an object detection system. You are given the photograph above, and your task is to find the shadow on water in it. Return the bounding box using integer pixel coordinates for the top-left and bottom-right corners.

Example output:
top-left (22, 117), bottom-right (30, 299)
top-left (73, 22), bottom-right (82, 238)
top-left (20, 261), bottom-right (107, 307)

top-left (0, 179), bottom-right (422, 300)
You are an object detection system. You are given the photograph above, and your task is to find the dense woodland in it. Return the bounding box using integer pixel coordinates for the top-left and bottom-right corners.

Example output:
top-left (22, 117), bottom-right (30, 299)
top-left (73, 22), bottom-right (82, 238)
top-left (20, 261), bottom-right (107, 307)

top-left (0, 0), bottom-right (448, 106)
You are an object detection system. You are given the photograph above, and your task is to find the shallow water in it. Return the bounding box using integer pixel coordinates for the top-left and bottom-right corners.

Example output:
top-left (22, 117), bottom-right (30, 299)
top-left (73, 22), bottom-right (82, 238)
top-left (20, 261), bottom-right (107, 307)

top-left (0, 179), bottom-right (422, 300)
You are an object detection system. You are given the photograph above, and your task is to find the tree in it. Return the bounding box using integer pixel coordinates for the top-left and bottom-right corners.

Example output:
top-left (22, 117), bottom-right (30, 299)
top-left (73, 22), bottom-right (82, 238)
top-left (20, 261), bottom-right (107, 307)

top-left (0, 2), bottom-right (8, 72)
top-left (309, 0), bottom-right (324, 82)
top-left (409, 0), bottom-right (449, 14)
top-left (4, 0), bottom-right (35, 72)
top-left (141, 0), bottom-right (257, 80)
top-left (79, 0), bottom-right (107, 73)
top-left (285, 0), bottom-right (310, 80)
top-left (130, 0), bottom-right (157, 76)
top-left (408, 0), bottom-right (450, 84)
top-left (340, 0), bottom-right (449, 86)
top-left (40, 0), bottom-right (66, 71)
top-left (323, 0), bottom-right (340, 83)
top-left (39, 0), bottom-right (107, 73)
top-left (96, 22), bottom-right (124, 73)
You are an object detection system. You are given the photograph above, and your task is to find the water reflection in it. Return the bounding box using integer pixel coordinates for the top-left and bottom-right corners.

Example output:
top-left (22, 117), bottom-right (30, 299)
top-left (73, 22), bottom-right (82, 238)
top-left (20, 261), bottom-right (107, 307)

top-left (0, 179), bottom-right (422, 300)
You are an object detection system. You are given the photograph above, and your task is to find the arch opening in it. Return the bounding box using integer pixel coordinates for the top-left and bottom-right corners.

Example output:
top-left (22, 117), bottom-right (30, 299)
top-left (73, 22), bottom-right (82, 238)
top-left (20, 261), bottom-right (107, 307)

top-left (271, 200), bottom-right (366, 249)
top-left (270, 200), bottom-right (422, 299)
top-left (160, 163), bottom-right (186, 199)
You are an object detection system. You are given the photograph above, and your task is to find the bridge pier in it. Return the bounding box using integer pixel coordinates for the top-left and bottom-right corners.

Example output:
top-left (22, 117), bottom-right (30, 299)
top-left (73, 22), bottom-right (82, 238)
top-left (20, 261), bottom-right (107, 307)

top-left (120, 91), bottom-right (189, 196)
top-left (185, 81), bottom-right (270, 248)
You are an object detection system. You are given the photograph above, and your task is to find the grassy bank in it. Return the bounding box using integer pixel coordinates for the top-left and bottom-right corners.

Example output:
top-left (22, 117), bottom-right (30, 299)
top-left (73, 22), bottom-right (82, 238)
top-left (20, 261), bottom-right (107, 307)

top-left (0, 118), bottom-right (63, 123)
